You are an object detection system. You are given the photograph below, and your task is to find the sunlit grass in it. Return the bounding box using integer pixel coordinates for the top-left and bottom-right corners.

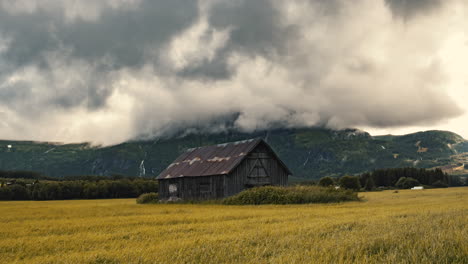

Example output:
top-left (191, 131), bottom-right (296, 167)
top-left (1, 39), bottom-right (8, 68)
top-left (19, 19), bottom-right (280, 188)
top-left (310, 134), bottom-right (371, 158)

top-left (0, 188), bottom-right (466, 263)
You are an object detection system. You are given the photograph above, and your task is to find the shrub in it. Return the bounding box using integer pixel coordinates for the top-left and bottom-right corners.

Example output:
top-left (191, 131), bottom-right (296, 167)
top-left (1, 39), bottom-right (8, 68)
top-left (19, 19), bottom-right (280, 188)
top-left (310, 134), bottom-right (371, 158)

top-left (223, 186), bottom-right (359, 205)
top-left (9, 185), bottom-right (30, 200)
top-left (0, 187), bottom-right (12, 200)
top-left (318, 177), bottom-right (334, 187)
top-left (297, 180), bottom-right (317, 186)
top-left (136, 193), bottom-right (159, 204)
top-left (364, 176), bottom-right (376, 191)
top-left (339, 176), bottom-right (361, 190)
top-left (395, 177), bottom-right (420, 189)
top-left (431, 180), bottom-right (448, 188)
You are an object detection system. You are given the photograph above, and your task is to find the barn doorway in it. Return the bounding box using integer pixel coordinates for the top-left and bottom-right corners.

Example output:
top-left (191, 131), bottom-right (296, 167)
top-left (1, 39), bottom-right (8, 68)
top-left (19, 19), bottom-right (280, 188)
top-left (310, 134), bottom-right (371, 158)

top-left (246, 158), bottom-right (271, 187)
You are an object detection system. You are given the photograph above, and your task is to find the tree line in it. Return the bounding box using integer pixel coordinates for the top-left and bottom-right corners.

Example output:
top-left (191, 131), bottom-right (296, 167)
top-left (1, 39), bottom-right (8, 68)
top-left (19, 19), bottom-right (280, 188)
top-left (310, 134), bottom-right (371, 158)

top-left (318, 168), bottom-right (465, 190)
top-left (360, 168), bottom-right (463, 188)
top-left (0, 170), bottom-right (54, 180)
top-left (0, 171), bottom-right (158, 201)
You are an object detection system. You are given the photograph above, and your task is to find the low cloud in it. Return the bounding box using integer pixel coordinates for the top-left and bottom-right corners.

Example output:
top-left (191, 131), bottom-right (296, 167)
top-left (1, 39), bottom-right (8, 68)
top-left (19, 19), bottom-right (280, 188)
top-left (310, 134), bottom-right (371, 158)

top-left (0, 0), bottom-right (466, 144)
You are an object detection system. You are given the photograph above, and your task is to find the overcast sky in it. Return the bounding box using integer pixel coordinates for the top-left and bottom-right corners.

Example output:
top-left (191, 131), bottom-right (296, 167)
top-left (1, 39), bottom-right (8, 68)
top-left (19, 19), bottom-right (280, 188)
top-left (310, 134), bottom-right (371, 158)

top-left (0, 0), bottom-right (467, 145)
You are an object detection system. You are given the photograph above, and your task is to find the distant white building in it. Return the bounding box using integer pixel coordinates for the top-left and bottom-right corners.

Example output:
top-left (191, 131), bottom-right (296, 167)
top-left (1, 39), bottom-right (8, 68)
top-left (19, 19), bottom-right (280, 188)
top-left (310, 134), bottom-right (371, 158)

top-left (411, 186), bottom-right (424, 190)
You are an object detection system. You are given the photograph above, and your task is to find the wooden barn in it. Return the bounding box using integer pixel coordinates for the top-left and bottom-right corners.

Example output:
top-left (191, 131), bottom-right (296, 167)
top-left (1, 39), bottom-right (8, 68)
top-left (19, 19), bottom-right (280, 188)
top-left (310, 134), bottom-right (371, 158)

top-left (156, 138), bottom-right (291, 200)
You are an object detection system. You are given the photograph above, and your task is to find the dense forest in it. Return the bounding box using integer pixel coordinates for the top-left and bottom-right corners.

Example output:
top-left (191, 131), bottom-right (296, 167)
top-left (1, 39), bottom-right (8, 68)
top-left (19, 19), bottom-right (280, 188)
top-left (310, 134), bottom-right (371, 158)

top-left (0, 171), bottom-right (158, 200)
top-left (316, 168), bottom-right (466, 190)
top-left (359, 168), bottom-right (464, 188)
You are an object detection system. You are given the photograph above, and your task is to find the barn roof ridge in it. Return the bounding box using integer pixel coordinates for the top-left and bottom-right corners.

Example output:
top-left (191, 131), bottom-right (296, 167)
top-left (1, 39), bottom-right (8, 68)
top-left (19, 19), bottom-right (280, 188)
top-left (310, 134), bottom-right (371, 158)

top-left (184, 138), bottom-right (259, 153)
top-left (156, 137), bottom-right (291, 179)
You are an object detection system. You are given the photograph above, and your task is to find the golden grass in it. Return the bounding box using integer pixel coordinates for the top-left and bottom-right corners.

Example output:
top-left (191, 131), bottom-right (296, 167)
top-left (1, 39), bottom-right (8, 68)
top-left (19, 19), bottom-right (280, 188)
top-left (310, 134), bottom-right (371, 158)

top-left (0, 188), bottom-right (467, 264)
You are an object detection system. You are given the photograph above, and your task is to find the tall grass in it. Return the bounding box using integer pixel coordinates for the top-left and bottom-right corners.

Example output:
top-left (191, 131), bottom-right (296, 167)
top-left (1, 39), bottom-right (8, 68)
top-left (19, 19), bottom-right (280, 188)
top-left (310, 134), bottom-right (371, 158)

top-left (223, 185), bottom-right (359, 205)
top-left (0, 187), bottom-right (466, 263)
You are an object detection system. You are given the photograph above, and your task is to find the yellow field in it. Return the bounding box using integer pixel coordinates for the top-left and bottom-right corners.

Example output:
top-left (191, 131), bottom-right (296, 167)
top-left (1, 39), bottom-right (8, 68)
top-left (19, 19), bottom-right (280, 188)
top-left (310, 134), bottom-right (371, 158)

top-left (0, 188), bottom-right (467, 264)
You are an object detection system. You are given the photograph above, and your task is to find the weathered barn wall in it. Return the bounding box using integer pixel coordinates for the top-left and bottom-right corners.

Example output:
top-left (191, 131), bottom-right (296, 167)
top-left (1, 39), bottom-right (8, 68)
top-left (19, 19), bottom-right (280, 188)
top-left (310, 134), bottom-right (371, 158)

top-left (159, 175), bottom-right (225, 200)
top-left (158, 139), bottom-right (290, 200)
top-left (182, 175), bottom-right (224, 200)
top-left (225, 143), bottom-right (289, 197)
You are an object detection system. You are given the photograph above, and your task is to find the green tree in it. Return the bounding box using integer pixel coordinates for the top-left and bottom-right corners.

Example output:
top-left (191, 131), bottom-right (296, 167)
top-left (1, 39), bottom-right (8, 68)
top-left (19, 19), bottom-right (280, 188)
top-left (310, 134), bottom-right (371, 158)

top-left (364, 176), bottom-right (375, 191)
top-left (339, 176), bottom-right (361, 190)
top-left (318, 177), bottom-right (334, 187)
top-left (0, 187), bottom-right (12, 200)
top-left (395, 177), bottom-right (420, 189)
top-left (9, 185), bottom-right (30, 200)
top-left (431, 180), bottom-right (448, 188)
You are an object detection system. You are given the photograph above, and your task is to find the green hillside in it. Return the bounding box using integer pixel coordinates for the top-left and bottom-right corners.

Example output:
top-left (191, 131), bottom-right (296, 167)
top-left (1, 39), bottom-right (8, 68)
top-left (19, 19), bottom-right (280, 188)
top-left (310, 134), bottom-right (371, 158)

top-left (1, 128), bottom-right (467, 179)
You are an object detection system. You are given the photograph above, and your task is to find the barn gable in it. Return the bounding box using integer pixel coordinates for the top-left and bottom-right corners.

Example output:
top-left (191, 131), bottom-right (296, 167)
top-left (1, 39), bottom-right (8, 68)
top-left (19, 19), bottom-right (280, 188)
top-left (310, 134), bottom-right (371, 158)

top-left (157, 138), bottom-right (291, 200)
top-left (224, 142), bottom-right (290, 196)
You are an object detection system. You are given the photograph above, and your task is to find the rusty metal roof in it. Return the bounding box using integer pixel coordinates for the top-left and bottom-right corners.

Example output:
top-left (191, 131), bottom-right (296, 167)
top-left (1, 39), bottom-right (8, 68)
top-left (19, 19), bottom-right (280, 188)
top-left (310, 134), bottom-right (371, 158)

top-left (156, 138), bottom-right (290, 179)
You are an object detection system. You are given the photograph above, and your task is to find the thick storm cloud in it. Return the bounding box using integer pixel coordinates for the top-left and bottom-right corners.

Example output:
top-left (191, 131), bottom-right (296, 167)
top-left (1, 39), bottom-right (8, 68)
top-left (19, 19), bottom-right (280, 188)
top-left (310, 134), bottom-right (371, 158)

top-left (0, 0), bottom-right (466, 144)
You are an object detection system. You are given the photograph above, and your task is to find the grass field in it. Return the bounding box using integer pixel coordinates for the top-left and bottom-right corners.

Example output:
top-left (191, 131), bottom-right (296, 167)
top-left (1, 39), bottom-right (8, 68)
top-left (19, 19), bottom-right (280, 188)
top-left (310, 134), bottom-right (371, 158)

top-left (0, 188), bottom-right (466, 264)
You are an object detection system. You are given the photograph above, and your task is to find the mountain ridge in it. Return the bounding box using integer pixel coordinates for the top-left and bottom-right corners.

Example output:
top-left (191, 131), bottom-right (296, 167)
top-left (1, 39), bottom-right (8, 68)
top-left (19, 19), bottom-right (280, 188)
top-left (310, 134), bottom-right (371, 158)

top-left (1, 128), bottom-right (467, 179)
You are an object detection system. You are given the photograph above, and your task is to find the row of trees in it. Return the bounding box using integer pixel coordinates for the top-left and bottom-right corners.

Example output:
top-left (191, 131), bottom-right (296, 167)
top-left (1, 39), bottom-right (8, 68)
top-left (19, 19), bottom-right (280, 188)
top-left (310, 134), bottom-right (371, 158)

top-left (317, 168), bottom-right (465, 190)
top-left (0, 170), bottom-right (141, 181)
top-left (359, 168), bottom-right (460, 187)
top-left (0, 176), bottom-right (158, 201)
top-left (0, 170), bottom-right (52, 180)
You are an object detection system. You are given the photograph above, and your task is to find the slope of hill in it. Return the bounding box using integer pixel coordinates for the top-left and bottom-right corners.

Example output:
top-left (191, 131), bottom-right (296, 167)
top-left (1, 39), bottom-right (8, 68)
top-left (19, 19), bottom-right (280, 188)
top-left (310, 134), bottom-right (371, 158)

top-left (1, 128), bottom-right (467, 179)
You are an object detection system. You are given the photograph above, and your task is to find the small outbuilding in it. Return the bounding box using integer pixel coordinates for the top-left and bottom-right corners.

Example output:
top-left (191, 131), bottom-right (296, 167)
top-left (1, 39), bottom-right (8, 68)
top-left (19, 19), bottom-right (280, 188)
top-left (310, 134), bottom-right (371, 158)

top-left (157, 138), bottom-right (291, 200)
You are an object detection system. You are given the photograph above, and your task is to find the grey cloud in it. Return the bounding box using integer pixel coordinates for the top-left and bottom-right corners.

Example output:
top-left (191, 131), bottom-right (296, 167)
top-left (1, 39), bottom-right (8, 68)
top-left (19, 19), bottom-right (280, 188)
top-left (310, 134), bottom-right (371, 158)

top-left (0, 0), bottom-right (199, 111)
top-left (384, 0), bottom-right (444, 19)
top-left (0, 0), bottom-right (199, 68)
top-left (0, 0), bottom-right (465, 144)
top-left (60, 1), bottom-right (199, 68)
top-left (0, 82), bottom-right (31, 105)
top-left (208, 0), bottom-right (291, 55)
top-left (176, 0), bottom-right (298, 80)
